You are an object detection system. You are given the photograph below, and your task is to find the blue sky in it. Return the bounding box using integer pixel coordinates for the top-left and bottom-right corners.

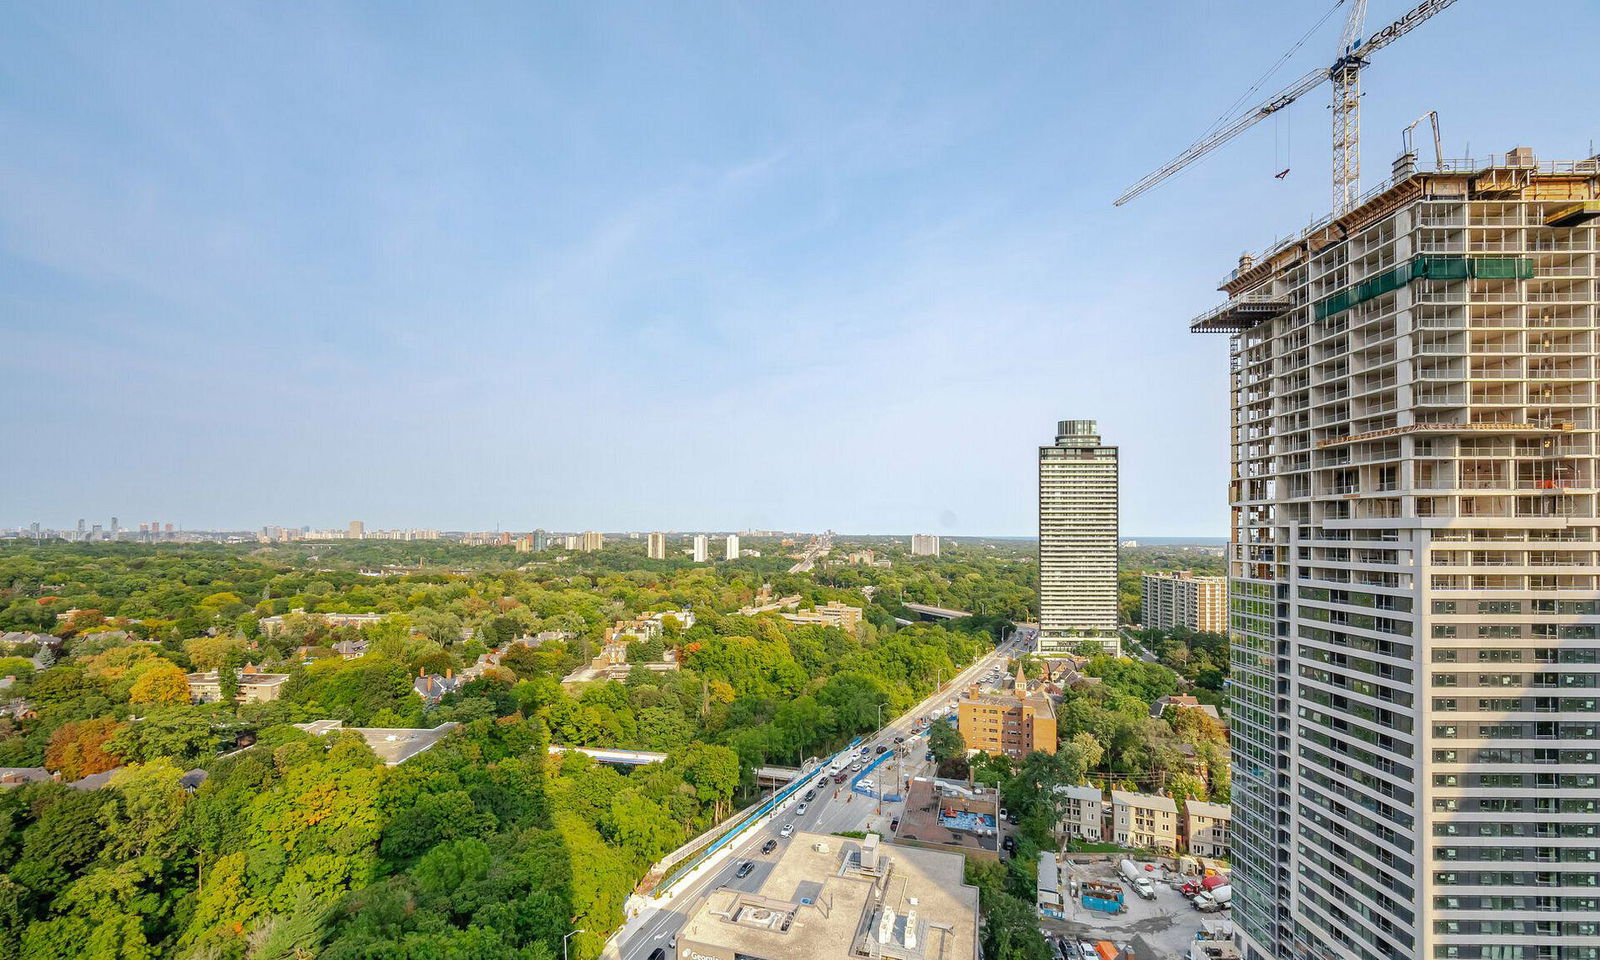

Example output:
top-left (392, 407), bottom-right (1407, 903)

top-left (3, 1), bottom-right (1596, 536)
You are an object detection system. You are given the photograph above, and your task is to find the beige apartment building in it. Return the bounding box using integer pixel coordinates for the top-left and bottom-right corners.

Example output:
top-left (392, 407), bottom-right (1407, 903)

top-left (186, 665), bottom-right (290, 704)
top-left (779, 600), bottom-right (863, 633)
top-left (1183, 799), bottom-right (1232, 860)
top-left (1194, 147), bottom-right (1600, 960)
top-left (1110, 789), bottom-right (1178, 853)
top-left (1141, 570), bottom-right (1228, 632)
top-left (957, 689), bottom-right (1057, 759)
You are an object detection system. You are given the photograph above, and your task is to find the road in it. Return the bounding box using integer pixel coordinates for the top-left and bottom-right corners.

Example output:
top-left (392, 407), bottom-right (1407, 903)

top-left (612, 624), bottom-right (1036, 959)
top-left (786, 534), bottom-right (831, 573)
top-left (1121, 628), bottom-right (1158, 663)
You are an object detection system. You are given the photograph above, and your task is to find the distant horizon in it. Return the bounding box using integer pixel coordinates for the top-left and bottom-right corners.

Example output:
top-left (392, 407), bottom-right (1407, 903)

top-left (5, 521), bottom-right (1226, 543)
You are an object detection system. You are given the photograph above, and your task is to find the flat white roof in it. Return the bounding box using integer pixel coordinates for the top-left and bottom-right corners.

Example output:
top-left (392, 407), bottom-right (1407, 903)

top-left (1111, 789), bottom-right (1178, 813)
top-left (1055, 783), bottom-right (1103, 802)
top-left (1186, 800), bottom-right (1232, 820)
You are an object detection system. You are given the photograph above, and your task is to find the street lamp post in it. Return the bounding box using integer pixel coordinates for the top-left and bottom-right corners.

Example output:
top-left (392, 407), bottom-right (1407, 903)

top-left (562, 929), bottom-right (587, 960)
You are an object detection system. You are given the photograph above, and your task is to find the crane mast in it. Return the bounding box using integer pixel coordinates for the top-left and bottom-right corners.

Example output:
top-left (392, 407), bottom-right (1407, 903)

top-left (1331, 1), bottom-right (1369, 212)
top-left (1114, 0), bottom-right (1462, 213)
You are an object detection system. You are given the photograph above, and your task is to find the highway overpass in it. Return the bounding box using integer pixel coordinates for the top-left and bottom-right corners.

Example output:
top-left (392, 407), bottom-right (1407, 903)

top-left (547, 745), bottom-right (800, 784)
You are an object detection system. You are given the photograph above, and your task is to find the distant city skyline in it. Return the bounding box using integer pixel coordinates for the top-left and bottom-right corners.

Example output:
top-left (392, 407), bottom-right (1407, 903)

top-left (5, 515), bottom-right (1227, 540)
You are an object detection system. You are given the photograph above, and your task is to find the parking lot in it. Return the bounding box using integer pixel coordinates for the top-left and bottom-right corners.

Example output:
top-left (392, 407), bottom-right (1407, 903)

top-left (1042, 857), bottom-right (1229, 958)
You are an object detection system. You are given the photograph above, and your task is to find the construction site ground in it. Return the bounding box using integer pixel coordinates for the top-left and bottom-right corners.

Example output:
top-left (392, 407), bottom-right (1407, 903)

top-left (1041, 857), bottom-right (1226, 959)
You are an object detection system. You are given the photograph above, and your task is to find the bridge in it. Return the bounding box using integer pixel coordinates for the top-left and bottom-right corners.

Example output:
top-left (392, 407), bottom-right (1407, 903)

top-left (547, 745), bottom-right (801, 785)
top-left (901, 601), bottom-right (972, 621)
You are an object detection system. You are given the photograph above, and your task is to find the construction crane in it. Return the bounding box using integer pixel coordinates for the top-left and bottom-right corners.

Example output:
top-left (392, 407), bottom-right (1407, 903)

top-left (1115, 0), bottom-right (1460, 214)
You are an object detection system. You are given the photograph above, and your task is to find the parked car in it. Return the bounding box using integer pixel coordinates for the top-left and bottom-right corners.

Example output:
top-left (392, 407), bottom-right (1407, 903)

top-left (999, 807), bottom-right (1009, 820)
top-left (761, 839), bottom-right (777, 854)
top-left (924, 751), bottom-right (935, 762)
top-left (1001, 835), bottom-right (1017, 854)
top-left (1006, 810), bottom-right (1020, 825)
top-left (890, 817), bottom-right (900, 832)
top-left (780, 823), bottom-right (795, 838)
top-left (735, 861), bottom-right (754, 879)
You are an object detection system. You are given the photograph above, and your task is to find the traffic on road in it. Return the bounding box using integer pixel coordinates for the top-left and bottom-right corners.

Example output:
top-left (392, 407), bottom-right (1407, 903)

top-left (614, 624), bottom-right (1036, 957)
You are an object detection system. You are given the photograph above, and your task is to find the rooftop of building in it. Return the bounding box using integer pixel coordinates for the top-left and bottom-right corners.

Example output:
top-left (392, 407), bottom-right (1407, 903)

top-left (893, 778), bottom-right (999, 855)
top-left (1111, 789), bottom-right (1178, 813)
top-left (1151, 695), bottom-right (1221, 720)
top-left (1053, 783), bottom-right (1104, 802)
top-left (678, 831), bottom-right (977, 960)
top-left (186, 668), bottom-right (289, 686)
top-left (1185, 800), bottom-right (1231, 820)
top-left (961, 688), bottom-right (1056, 720)
top-left (1143, 569), bottom-right (1226, 582)
top-left (293, 720), bottom-right (460, 765)
top-left (0, 767), bottom-right (54, 786)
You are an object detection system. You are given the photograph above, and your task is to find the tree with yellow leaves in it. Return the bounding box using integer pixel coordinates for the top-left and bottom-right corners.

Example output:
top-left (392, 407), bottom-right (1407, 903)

top-left (128, 660), bottom-right (192, 707)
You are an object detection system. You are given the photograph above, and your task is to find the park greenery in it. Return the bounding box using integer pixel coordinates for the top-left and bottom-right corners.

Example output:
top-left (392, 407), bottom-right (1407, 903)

top-left (1128, 625), bottom-right (1230, 701)
top-left (0, 539), bottom-right (1002, 960)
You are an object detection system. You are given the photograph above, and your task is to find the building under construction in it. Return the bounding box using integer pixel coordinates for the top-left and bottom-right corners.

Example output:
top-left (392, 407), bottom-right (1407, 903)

top-left (1197, 149), bottom-right (1600, 960)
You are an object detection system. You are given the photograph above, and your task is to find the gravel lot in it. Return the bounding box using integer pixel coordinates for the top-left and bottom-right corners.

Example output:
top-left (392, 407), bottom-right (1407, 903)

top-left (1040, 857), bottom-right (1229, 958)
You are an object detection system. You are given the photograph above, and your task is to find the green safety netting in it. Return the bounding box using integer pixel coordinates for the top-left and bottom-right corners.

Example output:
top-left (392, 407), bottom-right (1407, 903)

top-left (1414, 256), bottom-right (1469, 280)
top-left (1313, 254), bottom-right (1533, 320)
top-left (1470, 257), bottom-right (1535, 279)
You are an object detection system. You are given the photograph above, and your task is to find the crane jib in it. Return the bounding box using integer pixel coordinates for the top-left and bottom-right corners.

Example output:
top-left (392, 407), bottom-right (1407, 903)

top-left (1364, 0), bottom-right (1458, 54)
top-left (1114, 0), bottom-right (1461, 208)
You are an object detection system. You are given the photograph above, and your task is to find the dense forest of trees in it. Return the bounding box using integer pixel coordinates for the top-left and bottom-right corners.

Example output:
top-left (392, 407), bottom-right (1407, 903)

top-left (0, 540), bottom-right (1000, 960)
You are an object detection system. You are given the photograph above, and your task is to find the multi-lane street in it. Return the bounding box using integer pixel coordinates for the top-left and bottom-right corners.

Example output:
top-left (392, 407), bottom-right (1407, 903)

top-left (612, 624), bottom-right (1036, 959)
top-left (785, 534), bottom-right (832, 573)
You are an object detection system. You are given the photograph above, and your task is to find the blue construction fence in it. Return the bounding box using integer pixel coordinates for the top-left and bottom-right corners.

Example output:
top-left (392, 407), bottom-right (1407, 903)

top-left (654, 738), bottom-right (861, 896)
top-left (849, 747), bottom-right (904, 803)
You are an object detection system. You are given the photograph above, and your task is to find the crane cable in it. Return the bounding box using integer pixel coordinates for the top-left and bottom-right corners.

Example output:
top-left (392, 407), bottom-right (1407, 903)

top-left (1200, 0), bottom-right (1348, 141)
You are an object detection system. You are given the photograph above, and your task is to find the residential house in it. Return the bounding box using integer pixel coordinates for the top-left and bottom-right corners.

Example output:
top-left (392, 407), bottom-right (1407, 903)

top-left (413, 670), bottom-right (461, 704)
top-left (0, 767), bottom-right (54, 787)
top-left (1184, 800), bottom-right (1231, 860)
top-left (1054, 783), bottom-right (1107, 843)
top-left (1111, 790), bottom-right (1178, 852)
